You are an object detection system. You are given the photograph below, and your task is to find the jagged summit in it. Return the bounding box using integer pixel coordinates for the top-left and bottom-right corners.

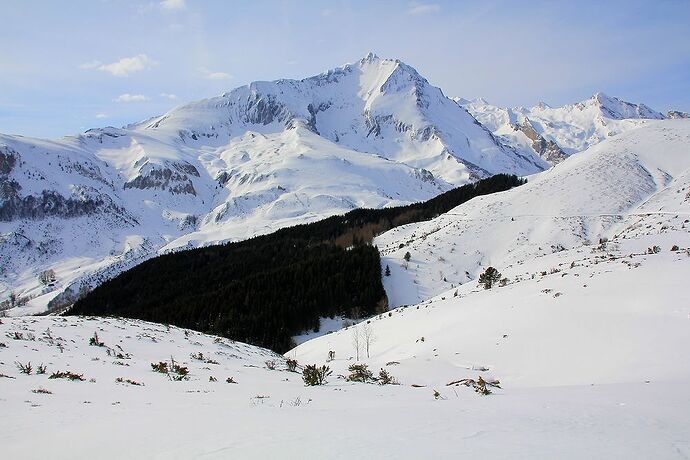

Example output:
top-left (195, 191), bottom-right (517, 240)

top-left (461, 92), bottom-right (667, 162)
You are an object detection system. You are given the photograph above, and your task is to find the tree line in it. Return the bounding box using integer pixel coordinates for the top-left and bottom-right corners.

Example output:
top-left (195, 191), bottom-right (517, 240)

top-left (69, 174), bottom-right (525, 352)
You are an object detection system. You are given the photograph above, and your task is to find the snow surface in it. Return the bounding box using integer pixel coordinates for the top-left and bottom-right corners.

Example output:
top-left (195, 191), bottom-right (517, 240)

top-left (2, 119), bottom-right (689, 459)
top-left (376, 119), bottom-right (690, 307)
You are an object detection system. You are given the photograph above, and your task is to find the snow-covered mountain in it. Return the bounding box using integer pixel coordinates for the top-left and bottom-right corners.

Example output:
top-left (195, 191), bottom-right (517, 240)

top-left (0, 54), bottom-right (672, 316)
top-left (0, 54), bottom-right (547, 314)
top-left (459, 92), bottom-right (666, 164)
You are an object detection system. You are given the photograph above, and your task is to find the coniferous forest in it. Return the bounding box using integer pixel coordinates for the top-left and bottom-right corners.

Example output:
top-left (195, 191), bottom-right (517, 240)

top-left (70, 174), bottom-right (525, 352)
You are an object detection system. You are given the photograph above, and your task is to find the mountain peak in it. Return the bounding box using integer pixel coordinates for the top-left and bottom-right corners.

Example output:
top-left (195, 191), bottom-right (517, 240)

top-left (587, 92), bottom-right (664, 120)
top-left (360, 52), bottom-right (380, 64)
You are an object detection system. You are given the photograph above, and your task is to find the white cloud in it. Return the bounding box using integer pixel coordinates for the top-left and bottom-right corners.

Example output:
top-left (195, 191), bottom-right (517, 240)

top-left (200, 68), bottom-right (233, 80)
top-left (95, 113), bottom-right (108, 119)
top-left (321, 9), bottom-right (333, 17)
top-left (114, 93), bottom-right (150, 103)
top-left (98, 54), bottom-right (156, 77)
top-left (161, 0), bottom-right (186, 10)
top-left (160, 93), bottom-right (178, 100)
top-left (408, 3), bottom-right (440, 15)
top-left (79, 60), bottom-right (102, 69)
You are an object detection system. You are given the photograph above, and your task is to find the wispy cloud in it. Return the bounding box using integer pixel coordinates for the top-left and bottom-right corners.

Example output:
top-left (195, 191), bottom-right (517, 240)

top-left (95, 113), bottom-right (108, 119)
top-left (79, 60), bottom-right (102, 69)
top-left (161, 0), bottom-right (186, 10)
top-left (201, 68), bottom-right (233, 80)
top-left (98, 55), bottom-right (156, 77)
top-left (114, 93), bottom-right (149, 102)
top-left (408, 3), bottom-right (440, 15)
top-left (160, 93), bottom-right (178, 100)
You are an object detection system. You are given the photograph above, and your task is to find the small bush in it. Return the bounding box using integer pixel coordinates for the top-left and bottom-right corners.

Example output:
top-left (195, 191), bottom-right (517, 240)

top-left (49, 371), bottom-right (85, 381)
top-left (671, 245), bottom-right (680, 251)
top-left (116, 377), bottom-right (144, 386)
top-left (286, 358), bottom-right (298, 372)
top-left (15, 361), bottom-right (32, 374)
top-left (151, 362), bottom-right (169, 373)
top-left (209, 376), bottom-right (217, 382)
top-left (171, 364), bottom-right (189, 381)
top-left (346, 363), bottom-right (374, 383)
top-left (378, 368), bottom-right (398, 385)
top-left (36, 364), bottom-right (47, 375)
top-left (448, 376), bottom-right (501, 395)
top-left (265, 359), bottom-right (277, 370)
top-left (32, 388), bottom-right (53, 394)
top-left (89, 332), bottom-right (105, 347)
top-left (302, 364), bottom-right (332, 386)
top-left (226, 377), bottom-right (237, 384)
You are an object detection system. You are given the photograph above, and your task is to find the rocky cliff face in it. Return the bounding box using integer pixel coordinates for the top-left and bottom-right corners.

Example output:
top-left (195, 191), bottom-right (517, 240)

top-left (513, 118), bottom-right (568, 164)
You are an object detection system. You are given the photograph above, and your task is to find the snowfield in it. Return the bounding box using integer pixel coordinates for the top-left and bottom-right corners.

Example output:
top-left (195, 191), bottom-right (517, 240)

top-left (2, 119), bottom-right (689, 459)
top-left (2, 239), bottom-right (690, 460)
top-left (377, 119), bottom-right (690, 307)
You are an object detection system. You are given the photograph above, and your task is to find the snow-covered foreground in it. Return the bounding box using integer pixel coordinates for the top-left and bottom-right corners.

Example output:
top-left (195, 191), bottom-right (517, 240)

top-left (2, 230), bottom-right (689, 458)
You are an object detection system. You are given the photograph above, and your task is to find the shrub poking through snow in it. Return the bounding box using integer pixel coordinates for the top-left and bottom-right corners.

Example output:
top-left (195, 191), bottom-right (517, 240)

top-left (479, 267), bottom-right (502, 289)
top-left (89, 332), bottom-right (105, 347)
top-left (265, 359), bottom-right (277, 370)
top-left (226, 377), bottom-right (237, 384)
top-left (49, 371), bottom-right (85, 381)
top-left (302, 364), bottom-right (332, 386)
top-left (32, 388), bottom-right (53, 394)
top-left (15, 361), bottom-right (32, 374)
top-left (378, 368), bottom-right (399, 385)
top-left (151, 361), bottom-right (169, 373)
top-left (116, 377), bottom-right (144, 386)
top-left (447, 376), bottom-right (501, 395)
top-left (286, 358), bottom-right (298, 372)
top-left (346, 363), bottom-right (374, 383)
top-left (36, 364), bottom-right (47, 375)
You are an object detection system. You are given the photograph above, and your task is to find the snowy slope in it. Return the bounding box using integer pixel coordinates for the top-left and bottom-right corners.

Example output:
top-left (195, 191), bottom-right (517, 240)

top-left (460, 93), bottom-right (665, 163)
top-left (1, 54), bottom-right (547, 315)
top-left (3, 290), bottom-right (689, 460)
top-left (375, 119), bottom-right (690, 307)
top-left (285, 232), bottom-right (690, 459)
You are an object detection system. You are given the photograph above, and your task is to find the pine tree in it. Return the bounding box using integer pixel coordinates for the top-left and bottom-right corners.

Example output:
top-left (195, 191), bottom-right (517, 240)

top-left (384, 265), bottom-right (391, 276)
top-left (478, 267), bottom-right (501, 289)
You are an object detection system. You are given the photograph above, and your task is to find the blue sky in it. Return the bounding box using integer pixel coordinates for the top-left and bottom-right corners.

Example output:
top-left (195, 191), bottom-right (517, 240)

top-left (1, 0), bottom-right (689, 138)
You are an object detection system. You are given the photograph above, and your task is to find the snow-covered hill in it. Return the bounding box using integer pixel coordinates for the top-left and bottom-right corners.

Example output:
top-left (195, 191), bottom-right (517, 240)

top-left (286, 119), bottom-right (690, 456)
top-left (1, 54), bottom-right (547, 315)
top-left (375, 119), bottom-right (690, 307)
top-left (459, 92), bottom-right (665, 164)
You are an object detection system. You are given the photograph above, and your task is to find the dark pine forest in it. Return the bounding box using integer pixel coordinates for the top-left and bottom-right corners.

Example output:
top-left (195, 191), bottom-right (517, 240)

top-left (70, 174), bottom-right (525, 352)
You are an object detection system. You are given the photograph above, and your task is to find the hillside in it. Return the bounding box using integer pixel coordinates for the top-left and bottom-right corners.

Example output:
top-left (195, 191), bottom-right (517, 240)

top-left (375, 119), bottom-right (690, 307)
top-left (68, 174), bottom-right (523, 352)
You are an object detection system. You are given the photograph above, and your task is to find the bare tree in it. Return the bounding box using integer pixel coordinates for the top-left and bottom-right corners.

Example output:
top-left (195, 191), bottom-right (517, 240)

top-left (351, 327), bottom-right (361, 361)
top-left (39, 269), bottom-right (57, 286)
top-left (363, 322), bottom-right (376, 358)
